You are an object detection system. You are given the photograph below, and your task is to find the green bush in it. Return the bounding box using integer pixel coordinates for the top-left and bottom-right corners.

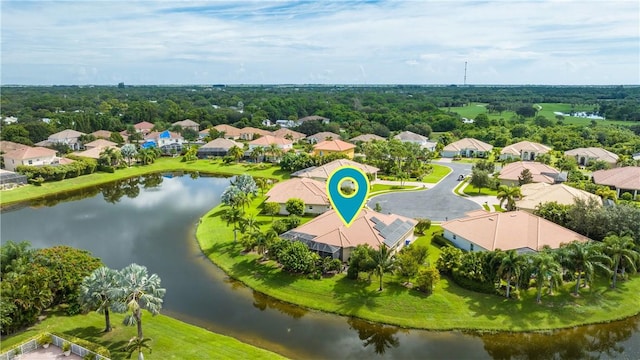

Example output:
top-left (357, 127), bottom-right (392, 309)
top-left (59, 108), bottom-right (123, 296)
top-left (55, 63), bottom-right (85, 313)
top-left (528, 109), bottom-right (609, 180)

top-left (431, 234), bottom-right (452, 248)
top-left (621, 192), bottom-right (633, 201)
top-left (52, 333), bottom-right (110, 357)
top-left (451, 270), bottom-right (495, 294)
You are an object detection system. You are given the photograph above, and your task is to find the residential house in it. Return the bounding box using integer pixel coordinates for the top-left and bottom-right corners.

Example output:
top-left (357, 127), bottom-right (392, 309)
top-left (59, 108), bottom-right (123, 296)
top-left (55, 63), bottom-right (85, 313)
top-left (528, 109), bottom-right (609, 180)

top-left (0, 141), bottom-right (29, 154)
top-left (281, 208), bottom-right (416, 262)
top-left (172, 119), bottom-right (200, 132)
top-left (349, 134), bottom-right (386, 143)
top-left (307, 132), bottom-right (341, 144)
top-left (394, 131), bottom-right (437, 151)
top-left (134, 121), bottom-right (155, 134)
top-left (272, 128), bottom-right (306, 141)
top-left (441, 210), bottom-right (590, 253)
top-left (248, 135), bottom-right (293, 161)
top-left (144, 130), bottom-right (184, 154)
top-left (90, 130), bottom-right (113, 139)
top-left (213, 124), bottom-right (242, 139)
top-left (197, 138), bottom-right (242, 158)
top-left (2, 116), bottom-right (18, 125)
top-left (498, 161), bottom-right (563, 186)
top-left (564, 147), bottom-right (619, 167)
top-left (47, 129), bottom-right (86, 151)
top-left (441, 138), bottom-right (493, 158)
top-left (291, 159), bottom-right (379, 181)
top-left (3, 146), bottom-right (57, 171)
top-left (74, 145), bottom-right (119, 160)
top-left (275, 119), bottom-right (296, 128)
top-left (295, 115), bottom-right (330, 126)
top-left (500, 141), bottom-right (552, 161)
top-left (265, 178), bottom-right (330, 215)
top-left (83, 139), bottom-right (117, 150)
top-left (312, 139), bottom-right (356, 159)
top-left (592, 166), bottom-right (640, 198)
top-left (239, 127), bottom-right (272, 141)
top-left (0, 169), bottom-right (28, 186)
top-left (516, 183), bottom-right (602, 212)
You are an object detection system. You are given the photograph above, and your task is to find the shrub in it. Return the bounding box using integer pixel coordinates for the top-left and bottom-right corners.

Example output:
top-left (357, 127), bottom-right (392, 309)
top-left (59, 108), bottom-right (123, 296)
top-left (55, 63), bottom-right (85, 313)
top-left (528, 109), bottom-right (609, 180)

top-left (416, 267), bottom-right (440, 294)
top-left (414, 218), bottom-right (431, 235)
top-left (285, 198), bottom-right (305, 216)
top-left (452, 270), bottom-right (495, 294)
top-left (431, 234), bottom-right (452, 248)
top-left (621, 192), bottom-right (633, 201)
top-left (436, 246), bottom-right (463, 275)
top-left (52, 333), bottom-right (110, 357)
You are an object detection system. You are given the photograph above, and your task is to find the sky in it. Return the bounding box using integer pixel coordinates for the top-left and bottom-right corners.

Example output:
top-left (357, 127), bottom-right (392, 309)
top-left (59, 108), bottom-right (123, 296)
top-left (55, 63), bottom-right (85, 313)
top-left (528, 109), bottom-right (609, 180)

top-left (1, 1), bottom-right (639, 85)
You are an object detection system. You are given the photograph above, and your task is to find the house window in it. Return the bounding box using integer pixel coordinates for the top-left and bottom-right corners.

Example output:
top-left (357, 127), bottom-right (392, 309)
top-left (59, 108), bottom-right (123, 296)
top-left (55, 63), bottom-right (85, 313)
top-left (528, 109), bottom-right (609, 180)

top-left (470, 243), bottom-right (474, 251)
top-left (452, 234), bottom-right (457, 240)
top-left (308, 206), bottom-right (313, 209)
top-left (28, 160), bottom-right (33, 165)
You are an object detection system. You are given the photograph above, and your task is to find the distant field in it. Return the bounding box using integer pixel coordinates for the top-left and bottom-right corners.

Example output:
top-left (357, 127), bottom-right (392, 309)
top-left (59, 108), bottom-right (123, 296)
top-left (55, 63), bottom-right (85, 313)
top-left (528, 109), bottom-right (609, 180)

top-left (444, 102), bottom-right (633, 126)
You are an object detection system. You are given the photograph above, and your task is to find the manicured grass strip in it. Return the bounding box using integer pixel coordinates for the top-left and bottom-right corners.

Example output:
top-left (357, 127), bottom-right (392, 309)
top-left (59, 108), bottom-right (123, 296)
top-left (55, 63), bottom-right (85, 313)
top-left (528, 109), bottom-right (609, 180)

top-left (422, 164), bottom-right (452, 183)
top-left (370, 184), bottom-right (414, 193)
top-left (463, 183), bottom-right (498, 196)
top-left (0, 311), bottom-right (287, 360)
top-left (493, 205), bottom-right (505, 212)
top-left (452, 180), bottom-right (468, 196)
top-left (0, 158), bottom-right (288, 206)
top-left (197, 202), bottom-right (640, 332)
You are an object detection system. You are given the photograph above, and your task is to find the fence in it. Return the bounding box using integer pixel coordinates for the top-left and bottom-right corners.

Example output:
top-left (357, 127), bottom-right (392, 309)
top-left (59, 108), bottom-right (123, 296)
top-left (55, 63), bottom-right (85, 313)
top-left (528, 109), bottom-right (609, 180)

top-left (0, 333), bottom-right (110, 360)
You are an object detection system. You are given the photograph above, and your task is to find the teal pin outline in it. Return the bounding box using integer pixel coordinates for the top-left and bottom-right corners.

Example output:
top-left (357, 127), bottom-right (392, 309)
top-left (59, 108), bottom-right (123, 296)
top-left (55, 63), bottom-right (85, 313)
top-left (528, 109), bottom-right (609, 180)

top-left (326, 166), bottom-right (370, 227)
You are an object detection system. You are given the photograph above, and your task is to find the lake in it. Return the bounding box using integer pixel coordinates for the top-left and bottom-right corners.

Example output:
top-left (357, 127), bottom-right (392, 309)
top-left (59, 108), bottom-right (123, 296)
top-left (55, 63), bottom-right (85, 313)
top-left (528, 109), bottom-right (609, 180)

top-left (1, 173), bottom-right (638, 359)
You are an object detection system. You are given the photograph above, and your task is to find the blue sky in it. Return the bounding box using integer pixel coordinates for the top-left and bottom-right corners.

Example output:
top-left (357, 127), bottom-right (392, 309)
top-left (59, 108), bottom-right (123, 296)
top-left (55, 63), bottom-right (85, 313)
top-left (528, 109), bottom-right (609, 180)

top-left (2, 1), bottom-right (638, 85)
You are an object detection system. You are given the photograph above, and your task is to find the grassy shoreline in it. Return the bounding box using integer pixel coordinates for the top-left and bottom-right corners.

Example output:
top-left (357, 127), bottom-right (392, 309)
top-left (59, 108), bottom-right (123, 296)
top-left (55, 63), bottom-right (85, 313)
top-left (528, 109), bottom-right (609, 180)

top-left (0, 157), bottom-right (288, 206)
top-left (0, 311), bottom-right (286, 360)
top-left (196, 197), bottom-right (640, 332)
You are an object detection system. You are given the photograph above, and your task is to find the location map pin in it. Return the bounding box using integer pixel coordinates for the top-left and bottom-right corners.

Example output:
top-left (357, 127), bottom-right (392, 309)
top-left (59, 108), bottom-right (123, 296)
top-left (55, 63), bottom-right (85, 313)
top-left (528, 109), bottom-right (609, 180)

top-left (326, 166), bottom-right (370, 227)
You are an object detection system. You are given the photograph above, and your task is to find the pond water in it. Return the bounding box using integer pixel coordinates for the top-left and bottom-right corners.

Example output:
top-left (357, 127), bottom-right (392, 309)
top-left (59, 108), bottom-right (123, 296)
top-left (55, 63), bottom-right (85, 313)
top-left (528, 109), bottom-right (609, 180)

top-left (1, 174), bottom-right (638, 359)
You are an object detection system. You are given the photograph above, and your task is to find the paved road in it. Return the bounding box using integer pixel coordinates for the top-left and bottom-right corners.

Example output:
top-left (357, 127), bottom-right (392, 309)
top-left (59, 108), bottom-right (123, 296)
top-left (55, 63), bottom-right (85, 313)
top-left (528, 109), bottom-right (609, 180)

top-left (367, 161), bottom-right (481, 221)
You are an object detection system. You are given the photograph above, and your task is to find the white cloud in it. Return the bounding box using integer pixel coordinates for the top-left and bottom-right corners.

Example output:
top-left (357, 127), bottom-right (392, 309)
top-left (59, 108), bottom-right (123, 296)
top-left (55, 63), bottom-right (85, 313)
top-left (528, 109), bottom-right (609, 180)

top-left (1, 0), bottom-right (638, 85)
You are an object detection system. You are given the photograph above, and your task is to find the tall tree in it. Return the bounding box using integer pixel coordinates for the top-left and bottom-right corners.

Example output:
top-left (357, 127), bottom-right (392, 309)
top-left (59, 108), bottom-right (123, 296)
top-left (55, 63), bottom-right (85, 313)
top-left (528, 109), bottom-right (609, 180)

top-left (111, 264), bottom-right (166, 339)
top-left (373, 245), bottom-right (395, 291)
top-left (497, 185), bottom-right (522, 211)
top-left (563, 241), bottom-right (612, 295)
top-left (228, 145), bottom-right (244, 163)
top-left (120, 144), bottom-right (138, 167)
top-left (79, 267), bottom-right (119, 332)
top-left (530, 252), bottom-right (562, 303)
top-left (470, 169), bottom-right (490, 194)
top-left (221, 207), bottom-right (243, 243)
top-left (494, 250), bottom-right (524, 298)
top-left (603, 235), bottom-right (639, 288)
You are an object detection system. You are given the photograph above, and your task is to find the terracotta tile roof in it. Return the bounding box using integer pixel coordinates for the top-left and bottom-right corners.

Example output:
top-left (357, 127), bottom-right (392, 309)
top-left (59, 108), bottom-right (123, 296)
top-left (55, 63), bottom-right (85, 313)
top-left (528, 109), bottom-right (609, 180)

top-left (349, 134), bottom-right (386, 143)
top-left (90, 130), bottom-right (113, 139)
top-left (501, 141), bottom-right (552, 156)
top-left (308, 132), bottom-right (341, 142)
top-left (498, 161), bottom-right (561, 184)
top-left (442, 210), bottom-right (590, 252)
top-left (172, 119), bottom-right (199, 127)
top-left (74, 146), bottom-right (119, 159)
top-left (592, 167), bottom-right (640, 191)
top-left (200, 138), bottom-right (242, 150)
top-left (213, 124), bottom-right (242, 137)
top-left (565, 147), bottom-right (619, 164)
top-left (516, 183), bottom-right (602, 211)
top-left (313, 139), bottom-right (355, 152)
top-left (57, 158), bottom-right (75, 165)
top-left (394, 131), bottom-right (428, 142)
top-left (134, 121), bottom-right (155, 130)
top-left (48, 129), bottom-right (85, 140)
top-left (4, 146), bottom-right (57, 160)
top-left (272, 128), bottom-right (306, 141)
top-left (291, 159), bottom-right (379, 180)
top-left (240, 127), bottom-right (272, 136)
top-left (249, 135), bottom-right (293, 146)
top-left (443, 138), bottom-right (493, 152)
top-left (0, 141), bottom-right (29, 153)
top-left (84, 139), bottom-right (117, 149)
top-left (266, 178), bottom-right (329, 206)
top-left (282, 208), bottom-right (416, 249)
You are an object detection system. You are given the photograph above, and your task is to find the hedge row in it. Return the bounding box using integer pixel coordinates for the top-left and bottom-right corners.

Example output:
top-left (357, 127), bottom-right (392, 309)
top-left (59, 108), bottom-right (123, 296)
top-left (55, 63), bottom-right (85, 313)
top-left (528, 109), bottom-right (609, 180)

top-left (16, 157), bottom-right (97, 182)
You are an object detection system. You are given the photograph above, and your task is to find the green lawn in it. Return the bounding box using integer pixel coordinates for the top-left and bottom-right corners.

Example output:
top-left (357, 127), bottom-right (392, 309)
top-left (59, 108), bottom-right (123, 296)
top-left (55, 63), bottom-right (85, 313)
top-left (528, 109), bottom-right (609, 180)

top-left (370, 184), bottom-right (415, 193)
top-left (463, 183), bottom-right (499, 196)
top-left (0, 311), bottom-right (286, 360)
top-left (0, 157), bottom-right (289, 206)
top-left (422, 164), bottom-right (452, 183)
top-left (197, 199), bottom-right (640, 332)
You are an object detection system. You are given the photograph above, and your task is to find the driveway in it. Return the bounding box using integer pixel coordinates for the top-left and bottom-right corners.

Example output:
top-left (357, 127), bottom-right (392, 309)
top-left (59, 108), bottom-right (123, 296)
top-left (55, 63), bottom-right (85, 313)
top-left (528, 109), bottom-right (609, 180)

top-left (367, 161), bottom-right (481, 222)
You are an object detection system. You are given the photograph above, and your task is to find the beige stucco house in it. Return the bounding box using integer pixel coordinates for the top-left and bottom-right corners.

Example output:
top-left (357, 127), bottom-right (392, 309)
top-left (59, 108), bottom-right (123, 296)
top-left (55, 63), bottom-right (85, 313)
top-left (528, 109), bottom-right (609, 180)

top-left (265, 178), bottom-right (330, 215)
top-left (499, 141), bottom-right (552, 161)
top-left (442, 138), bottom-right (493, 158)
top-left (498, 161), bottom-right (563, 186)
top-left (516, 183), bottom-right (602, 212)
top-left (565, 147), bottom-right (619, 167)
top-left (3, 146), bottom-right (57, 171)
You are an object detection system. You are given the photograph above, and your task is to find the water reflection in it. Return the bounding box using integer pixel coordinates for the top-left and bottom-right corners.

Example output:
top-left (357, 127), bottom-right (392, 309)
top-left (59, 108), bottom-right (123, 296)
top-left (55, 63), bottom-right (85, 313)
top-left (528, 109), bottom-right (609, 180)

top-left (348, 317), bottom-right (405, 355)
top-left (477, 315), bottom-right (640, 360)
top-left (252, 291), bottom-right (308, 319)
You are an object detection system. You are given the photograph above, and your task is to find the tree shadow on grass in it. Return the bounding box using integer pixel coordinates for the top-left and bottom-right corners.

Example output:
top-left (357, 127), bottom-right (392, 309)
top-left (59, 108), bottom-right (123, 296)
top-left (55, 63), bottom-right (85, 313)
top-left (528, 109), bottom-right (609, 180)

top-left (332, 276), bottom-right (382, 315)
top-left (230, 256), bottom-right (297, 289)
top-left (62, 325), bottom-right (128, 358)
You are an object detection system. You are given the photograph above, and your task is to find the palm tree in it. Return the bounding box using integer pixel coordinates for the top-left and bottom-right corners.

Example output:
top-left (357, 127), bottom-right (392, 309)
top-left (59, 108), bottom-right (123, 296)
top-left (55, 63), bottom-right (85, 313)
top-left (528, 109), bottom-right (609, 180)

top-left (373, 245), bottom-right (394, 291)
top-left (255, 229), bottom-right (278, 258)
top-left (124, 336), bottom-right (152, 360)
top-left (564, 241), bottom-right (612, 295)
top-left (497, 185), bottom-right (522, 212)
top-left (228, 145), bottom-right (244, 163)
top-left (603, 235), bottom-right (639, 288)
top-left (495, 250), bottom-right (524, 298)
top-left (530, 252), bottom-right (562, 303)
top-left (120, 144), bottom-right (138, 167)
top-left (110, 263), bottom-right (166, 339)
top-left (221, 207), bottom-right (242, 242)
top-left (267, 143), bottom-right (282, 162)
top-left (250, 146), bottom-right (265, 163)
top-left (99, 147), bottom-right (117, 167)
top-left (79, 266), bottom-right (118, 332)
top-left (255, 177), bottom-right (269, 196)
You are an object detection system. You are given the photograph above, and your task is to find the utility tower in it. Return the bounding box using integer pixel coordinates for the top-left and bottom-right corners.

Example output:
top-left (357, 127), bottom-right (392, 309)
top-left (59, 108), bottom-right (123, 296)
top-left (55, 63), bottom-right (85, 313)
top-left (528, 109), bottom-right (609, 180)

top-left (463, 61), bottom-right (467, 86)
